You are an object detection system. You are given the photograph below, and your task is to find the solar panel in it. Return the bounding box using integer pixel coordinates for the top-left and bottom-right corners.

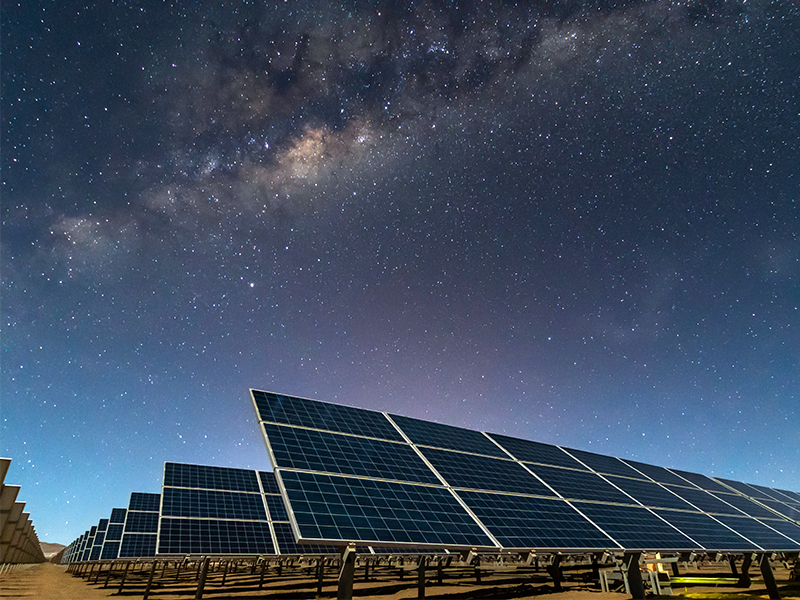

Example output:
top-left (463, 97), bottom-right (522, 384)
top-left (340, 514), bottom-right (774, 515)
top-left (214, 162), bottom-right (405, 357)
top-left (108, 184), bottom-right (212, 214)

top-left (119, 492), bottom-right (160, 558)
top-left (458, 491), bottom-right (619, 550)
top-left (389, 414), bottom-right (507, 458)
top-left (774, 488), bottom-right (800, 503)
top-left (280, 470), bottom-right (495, 548)
top-left (101, 508), bottom-right (126, 560)
top-left (253, 390), bottom-right (402, 441)
top-left (760, 499), bottom-right (800, 522)
top-left (715, 478), bottom-right (774, 500)
top-left (485, 433), bottom-right (584, 469)
top-left (89, 519), bottom-right (108, 561)
top-left (162, 487), bottom-right (269, 520)
top-left (574, 503), bottom-right (698, 550)
top-left (264, 423), bottom-right (440, 484)
top-left (528, 465), bottom-right (632, 504)
top-left (561, 448), bottom-right (644, 479)
top-left (713, 515), bottom-right (800, 550)
top-left (420, 447), bottom-right (555, 496)
top-left (252, 389), bottom-right (800, 554)
top-left (164, 462), bottom-right (261, 492)
top-left (159, 518), bottom-right (275, 555)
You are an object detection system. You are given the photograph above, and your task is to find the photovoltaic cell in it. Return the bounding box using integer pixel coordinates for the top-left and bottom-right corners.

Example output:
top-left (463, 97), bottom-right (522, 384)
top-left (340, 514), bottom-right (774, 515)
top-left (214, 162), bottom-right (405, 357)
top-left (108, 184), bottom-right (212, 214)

top-left (264, 494), bottom-right (289, 522)
top-left (119, 534), bottom-right (157, 558)
top-left (389, 414), bottom-right (507, 457)
top-left (758, 519), bottom-right (800, 544)
top-left (576, 503), bottom-right (697, 550)
top-left (530, 465), bottom-right (633, 505)
top-left (420, 447), bottom-right (555, 496)
top-left (158, 518), bottom-right (274, 555)
top-left (486, 434), bottom-right (584, 469)
top-left (458, 491), bottom-right (618, 550)
top-left (264, 423), bottom-right (439, 484)
top-left (128, 492), bottom-right (161, 512)
top-left (271, 521), bottom-right (338, 555)
top-left (713, 515), bottom-right (800, 550)
top-left (652, 510), bottom-right (754, 550)
top-left (712, 492), bottom-right (781, 520)
top-left (603, 476), bottom-right (697, 511)
top-left (665, 485), bottom-right (744, 515)
top-left (620, 460), bottom-right (690, 487)
top-left (164, 462), bottom-right (260, 493)
top-left (669, 469), bottom-right (731, 494)
top-left (745, 483), bottom-right (798, 503)
top-left (110, 508), bottom-right (127, 524)
top-left (761, 500), bottom-right (800, 521)
top-left (562, 448), bottom-right (644, 479)
top-left (253, 390), bottom-right (402, 441)
top-left (259, 471), bottom-right (280, 495)
top-left (124, 511), bottom-right (159, 533)
top-left (161, 487), bottom-right (268, 521)
top-left (775, 488), bottom-right (800, 503)
top-left (281, 470), bottom-right (494, 547)
top-left (715, 478), bottom-right (773, 500)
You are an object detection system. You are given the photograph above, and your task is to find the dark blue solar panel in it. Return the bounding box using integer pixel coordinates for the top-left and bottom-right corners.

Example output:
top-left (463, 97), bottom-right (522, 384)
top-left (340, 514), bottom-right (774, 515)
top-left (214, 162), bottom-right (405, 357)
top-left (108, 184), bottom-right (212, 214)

top-left (758, 519), bottom-right (800, 544)
top-left (281, 470), bottom-right (495, 547)
top-left (164, 462), bottom-right (260, 492)
top-left (761, 499), bottom-right (800, 521)
top-left (420, 447), bottom-right (555, 496)
top-left (106, 524), bottom-right (123, 540)
top-left (744, 483), bottom-right (797, 503)
top-left (162, 487), bottom-right (269, 521)
top-left (97, 519), bottom-right (109, 531)
top-left (264, 494), bottom-right (289, 522)
top-left (458, 491), bottom-right (617, 550)
top-left (562, 448), bottom-right (644, 478)
top-left (774, 488), bottom-right (800, 503)
top-left (713, 515), bottom-right (800, 550)
top-left (576, 503), bottom-right (697, 550)
top-left (265, 423), bottom-right (440, 484)
top-left (100, 541), bottom-right (120, 560)
top-left (712, 492), bottom-right (781, 520)
top-left (653, 509), bottom-right (754, 550)
top-left (389, 414), bottom-right (506, 457)
top-left (124, 511), bottom-right (159, 533)
top-left (714, 478), bottom-right (772, 500)
top-left (253, 390), bottom-right (402, 441)
top-left (621, 460), bottom-right (690, 486)
top-left (110, 508), bottom-right (127, 524)
top-left (669, 469), bottom-right (731, 493)
top-left (487, 434), bottom-right (584, 469)
top-left (259, 471), bottom-right (280, 495)
top-left (271, 521), bottom-right (338, 555)
top-left (529, 465), bottom-right (633, 504)
top-left (158, 518), bottom-right (275, 554)
top-left (129, 492), bottom-right (161, 512)
top-left (665, 485), bottom-right (744, 515)
top-left (604, 476), bottom-right (697, 511)
top-left (119, 533), bottom-right (157, 557)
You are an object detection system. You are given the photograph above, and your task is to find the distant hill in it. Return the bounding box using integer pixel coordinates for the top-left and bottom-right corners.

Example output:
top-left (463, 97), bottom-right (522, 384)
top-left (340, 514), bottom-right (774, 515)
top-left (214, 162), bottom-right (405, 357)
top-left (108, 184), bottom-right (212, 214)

top-left (40, 542), bottom-right (66, 560)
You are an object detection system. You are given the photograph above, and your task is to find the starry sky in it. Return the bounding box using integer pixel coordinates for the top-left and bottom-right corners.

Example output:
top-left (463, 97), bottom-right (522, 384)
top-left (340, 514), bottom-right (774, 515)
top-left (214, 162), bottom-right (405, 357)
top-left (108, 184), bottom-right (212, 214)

top-left (2, 0), bottom-right (799, 544)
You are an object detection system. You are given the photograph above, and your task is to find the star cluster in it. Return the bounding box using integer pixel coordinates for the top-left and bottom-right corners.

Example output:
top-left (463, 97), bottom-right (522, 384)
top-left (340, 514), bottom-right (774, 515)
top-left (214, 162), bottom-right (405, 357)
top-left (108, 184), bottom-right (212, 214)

top-left (2, 0), bottom-right (798, 543)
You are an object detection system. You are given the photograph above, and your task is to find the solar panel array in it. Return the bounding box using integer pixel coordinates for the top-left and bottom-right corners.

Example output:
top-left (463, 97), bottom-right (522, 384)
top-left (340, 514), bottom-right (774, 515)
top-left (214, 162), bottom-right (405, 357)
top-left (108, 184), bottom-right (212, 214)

top-left (252, 389), bottom-right (800, 553)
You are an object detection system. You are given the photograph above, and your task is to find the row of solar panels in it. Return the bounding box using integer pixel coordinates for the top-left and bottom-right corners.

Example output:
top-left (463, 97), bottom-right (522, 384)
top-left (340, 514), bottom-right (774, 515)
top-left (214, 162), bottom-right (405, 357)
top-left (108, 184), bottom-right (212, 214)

top-left (1, 458), bottom-right (46, 564)
top-left (61, 464), bottom-right (335, 562)
top-left (253, 390), bottom-right (800, 553)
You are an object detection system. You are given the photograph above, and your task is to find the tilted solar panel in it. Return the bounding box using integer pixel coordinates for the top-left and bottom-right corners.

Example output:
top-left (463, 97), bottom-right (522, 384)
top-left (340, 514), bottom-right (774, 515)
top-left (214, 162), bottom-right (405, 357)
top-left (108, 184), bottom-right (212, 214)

top-left (252, 389), bottom-right (800, 554)
top-left (119, 492), bottom-right (160, 558)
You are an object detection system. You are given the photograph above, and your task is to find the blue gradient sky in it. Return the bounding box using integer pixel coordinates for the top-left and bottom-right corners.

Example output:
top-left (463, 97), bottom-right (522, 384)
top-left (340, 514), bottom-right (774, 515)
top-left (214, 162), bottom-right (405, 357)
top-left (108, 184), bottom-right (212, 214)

top-left (2, 0), bottom-right (798, 544)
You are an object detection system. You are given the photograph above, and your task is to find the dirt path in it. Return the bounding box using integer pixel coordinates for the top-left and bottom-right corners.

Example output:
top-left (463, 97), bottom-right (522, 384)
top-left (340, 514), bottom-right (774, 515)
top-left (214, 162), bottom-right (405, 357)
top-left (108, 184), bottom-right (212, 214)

top-left (0, 562), bottom-right (116, 599)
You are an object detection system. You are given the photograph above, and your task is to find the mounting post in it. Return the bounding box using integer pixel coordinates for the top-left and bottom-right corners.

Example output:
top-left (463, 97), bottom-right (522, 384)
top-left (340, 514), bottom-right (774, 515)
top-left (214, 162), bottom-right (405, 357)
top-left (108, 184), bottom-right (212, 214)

top-left (760, 553), bottom-right (782, 600)
top-left (547, 554), bottom-right (563, 592)
top-left (736, 553), bottom-right (753, 588)
top-left (195, 557), bottom-right (210, 600)
top-left (337, 544), bottom-right (357, 600)
top-left (417, 554), bottom-right (427, 598)
top-left (623, 552), bottom-right (645, 600)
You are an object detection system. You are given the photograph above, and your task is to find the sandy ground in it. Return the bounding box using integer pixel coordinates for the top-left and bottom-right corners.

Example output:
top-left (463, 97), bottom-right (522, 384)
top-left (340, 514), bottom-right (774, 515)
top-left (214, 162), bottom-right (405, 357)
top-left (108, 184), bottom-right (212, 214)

top-left (1, 560), bottom-right (798, 600)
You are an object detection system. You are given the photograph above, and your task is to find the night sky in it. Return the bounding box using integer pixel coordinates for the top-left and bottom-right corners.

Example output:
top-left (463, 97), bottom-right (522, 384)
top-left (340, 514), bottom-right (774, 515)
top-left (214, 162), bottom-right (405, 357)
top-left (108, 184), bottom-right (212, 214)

top-left (2, 0), bottom-right (799, 544)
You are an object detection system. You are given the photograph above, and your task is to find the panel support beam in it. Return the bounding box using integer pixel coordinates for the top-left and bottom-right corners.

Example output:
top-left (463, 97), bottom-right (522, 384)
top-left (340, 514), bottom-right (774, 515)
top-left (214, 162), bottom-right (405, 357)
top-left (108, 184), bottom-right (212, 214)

top-left (736, 553), bottom-right (753, 588)
top-left (546, 554), bottom-right (563, 591)
top-left (623, 551), bottom-right (645, 600)
top-left (760, 554), bottom-right (781, 600)
top-left (337, 544), bottom-right (357, 600)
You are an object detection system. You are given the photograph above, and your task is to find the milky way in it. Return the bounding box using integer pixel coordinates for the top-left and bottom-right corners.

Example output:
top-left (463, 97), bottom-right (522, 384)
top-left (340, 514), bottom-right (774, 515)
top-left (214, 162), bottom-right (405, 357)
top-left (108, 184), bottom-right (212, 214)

top-left (2, 0), bottom-right (799, 543)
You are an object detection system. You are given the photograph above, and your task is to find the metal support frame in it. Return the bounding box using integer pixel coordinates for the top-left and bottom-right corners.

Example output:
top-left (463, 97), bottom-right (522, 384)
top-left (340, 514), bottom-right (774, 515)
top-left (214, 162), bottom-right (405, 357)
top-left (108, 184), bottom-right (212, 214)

top-left (417, 554), bottom-right (427, 598)
top-left (623, 551), bottom-right (645, 600)
top-left (737, 553), bottom-right (753, 588)
top-left (546, 554), bottom-right (563, 592)
top-left (760, 553), bottom-right (782, 600)
top-left (337, 544), bottom-right (357, 600)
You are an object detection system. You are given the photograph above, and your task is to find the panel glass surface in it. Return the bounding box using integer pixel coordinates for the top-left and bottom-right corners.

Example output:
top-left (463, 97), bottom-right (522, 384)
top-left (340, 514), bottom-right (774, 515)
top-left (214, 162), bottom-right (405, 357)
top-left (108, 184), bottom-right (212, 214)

top-left (421, 447), bottom-right (555, 496)
top-left (164, 462), bottom-right (260, 492)
top-left (604, 476), bottom-right (697, 511)
top-left (713, 492), bottom-right (781, 520)
top-left (745, 483), bottom-right (797, 503)
top-left (761, 499), bottom-right (800, 521)
top-left (119, 533), bottom-right (157, 557)
top-left (281, 470), bottom-right (495, 547)
top-left (100, 541), bottom-right (120, 560)
top-left (486, 434), bottom-right (584, 469)
top-left (162, 487), bottom-right (268, 521)
top-left (652, 509), bottom-right (754, 550)
top-left (458, 491), bottom-right (617, 549)
top-left (265, 423), bottom-right (440, 484)
top-left (665, 485), bottom-right (744, 515)
top-left (110, 508), bottom-right (127, 524)
top-left (757, 519), bottom-right (800, 544)
top-left (158, 518), bottom-right (274, 555)
top-left (271, 521), bottom-right (338, 555)
top-left (713, 515), bottom-right (800, 550)
top-left (106, 524), bottom-right (124, 540)
top-left (264, 494), bottom-right (289, 522)
top-left (124, 511), bottom-right (160, 533)
top-left (669, 469), bottom-right (731, 493)
top-left (129, 492), bottom-right (161, 512)
top-left (575, 503), bottom-right (697, 549)
top-left (621, 460), bottom-right (691, 486)
top-left (390, 414), bottom-right (506, 457)
top-left (775, 489), bottom-right (800, 503)
top-left (530, 465), bottom-right (633, 504)
top-left (562, 448), bottom-right (644, 479)
top-left (253, 390), bottom-right (402, 441)
top-left (259, 471), bottom-right (280, 495)
top-left (714, 478), bottom-right (773, 500)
